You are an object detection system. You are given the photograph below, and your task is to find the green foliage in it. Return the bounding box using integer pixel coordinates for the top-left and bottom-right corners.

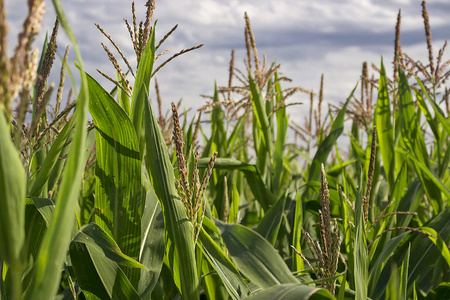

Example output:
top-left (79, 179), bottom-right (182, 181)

top-left (0, 0), bottom-right (449, 299)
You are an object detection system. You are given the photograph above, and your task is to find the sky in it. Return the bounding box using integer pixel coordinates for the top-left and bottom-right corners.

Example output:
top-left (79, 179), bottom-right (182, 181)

top-left (5, 0), bottom-right (450, 126)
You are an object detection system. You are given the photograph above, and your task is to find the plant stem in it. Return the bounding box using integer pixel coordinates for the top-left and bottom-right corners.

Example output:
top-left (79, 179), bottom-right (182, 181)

top-left (11, 266), bottom-right (22, 300)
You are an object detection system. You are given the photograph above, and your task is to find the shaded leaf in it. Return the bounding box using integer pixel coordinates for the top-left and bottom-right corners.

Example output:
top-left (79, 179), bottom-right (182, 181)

top-left (215, 220), bottom-right (298, 288)
top-left (87, 70), bottom-right (144, 267)
top-left (138, 188), bottom-right (165, 299)
top-left (245, 284), bottom-right (333, 300)
top-left (198, 226), bottom-right (251, 300)
top-left (143, 80), bottom-right (199, 298)
top-left (375, 58), bottom-right (395, 188)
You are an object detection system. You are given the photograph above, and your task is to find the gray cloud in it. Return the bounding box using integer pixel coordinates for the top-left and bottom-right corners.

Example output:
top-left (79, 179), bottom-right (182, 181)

top-left (5, 0), bottom-right (450, 120)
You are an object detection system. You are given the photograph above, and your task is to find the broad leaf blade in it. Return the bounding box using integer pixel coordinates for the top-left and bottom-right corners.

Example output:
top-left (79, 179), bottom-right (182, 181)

top-left (273, 72), bottom-right (288, 193)
top-left (407, 152), bottom-right (450, 212)
top-left (199, 157), bottom-right (274, 211)
top-left (143, 87), bottom-right (199, 299)
top-left (198, 226), bottom-right (251, 300)
top-left (368, 231), bottom-right (411, 296)
top-left (416, 78), bottom-right (450, 136)
top-left (421, 227), bottom-right (450, 269)
top-left (256, 195), bottom-right (286, 245)
top-left (24, 1), bottom-right (89, 298)
top-left (249, 73), bottom-right (274, 156)
top-left (138, 188), bottom-right (165, 299)
top-left (372, 206), bottom-right (450, 299)
top-left (131, 24), bottom-right (156, 145)
top-left (28, 117), bottom-right (74, 197)
top-left (398, 67), bottom-right (429, 167)
top-left (353, 174), bottom-right (368, 300)
top-left (25, 10), bottom-right (90, 299)
top-left (215, 220), bottom-right (298, 288)
top-left (375, 58), bottom-right (395, 188)
top-left (0, 109), bottom-right (26, 295)
top-left (72, 223), bottom-right (146, 270)
top-left (245, 284), bottom-right (334, 300)
top-left (211, 83), bottom-right (227, 158)
top-left (70, 241), bottom-right (141, 300)
top-left (87, 70), bottom-right (144, 267)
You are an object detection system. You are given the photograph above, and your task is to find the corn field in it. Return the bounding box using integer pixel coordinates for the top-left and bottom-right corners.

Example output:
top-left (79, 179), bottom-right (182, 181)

top-left (1, 0), bottom-right (450, 299)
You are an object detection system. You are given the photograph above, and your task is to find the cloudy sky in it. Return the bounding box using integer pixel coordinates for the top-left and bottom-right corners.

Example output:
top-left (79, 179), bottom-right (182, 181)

top-left (6, 0), bottom-right (450, 124)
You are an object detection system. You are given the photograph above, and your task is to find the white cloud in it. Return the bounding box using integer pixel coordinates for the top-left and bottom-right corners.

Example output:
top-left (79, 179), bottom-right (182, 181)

top-left (4, 0), bottom-right (449, 120)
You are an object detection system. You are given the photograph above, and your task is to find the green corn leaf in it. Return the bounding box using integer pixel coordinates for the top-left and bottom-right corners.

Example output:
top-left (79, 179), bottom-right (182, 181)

top-left (25, 0), bottom-right (89, 297)
top-left (292, 191), bottom-right (304, 273)
top-left (198, 157), bottom-right (274, 211)
top-left (245, 284), bottom-right (334, 300)
top-left (406, 150), bottom-right (449, 213)
top-left (138, 187), bottom-right (165, 299)
top-left (416, 77), bottom-right (450, 178)
top-left (304, 84), bottom-right (356, 199)
top-left (249, 72), bottom-right (274, 157)
top-left (131, 23), bottom-right (156, 150)
top-left (0, 108), bottom-right (26, 299)
top-left (375, 58), bottom-right (395, 188)
top-left (399, 244), bottom-right (411, 300)
top-left (30, 197), bottom-right (56, 227)
top-left (336, 272), bottom-right (348, 300)
top-left (117, 70), bottom-right (131, 116)
top-left (252, 100), bottom-right (269, 178)
top-left (46, 125), bottom-right (78, 193)
top-left (415, 89), bottom-right (439, 140)
top-left (28, 117), bottom-right (74, 197)
top-left (143, 87), bottom-right (199, 299)
top-left (273, 72), bottom-right (288, 192)
top-left (184, 114), bottom-right (196, 158)
top-left (374, 241), bottom-right (411, 300)
top-left (398, 67), bottom-right (429, 167)
top-left (227, 112), bottom-right (249, 156)
top-left (228, 181), bottom-right (240, 224)
top-left (212, 83), bottom-right (227, 158)
top-left (0, 110), bottom-right (26, 265)
top-left (327, 160), bottom-right (357, 177)
top-left (215, 220), bottom-right (298, 288)
top-left (22, 197), bottom-right (58, 291)
top-left (200, 251), bottom-right (229, 300)
top-left (372, 206), bottom-right (450, 299)
top-left (421, 227), bottom-right (450, 269)
top-left (70, 234), bottom-right (141, 300)
top-left (398, 70), bottom-right (443, 213)
top-left (416, 78), bottom-right (450, 136)
top-left (386, 263), bottom-right (400, 300)
top-left (198, 226), bottom-right (251, 300)
top-left (86, 70), bottom-right (144, 271)
top-left (353, 173), bottom-right (368, 300)
top-left (72, 223), bottom-right (146, 268)
top-left (256, 195), bottom-right (286, 245)
top-left (368, 162), bottom-right (408, 271)
top-left (425, 283), bottom-right (450, 299)
top-left (349, 133), bottom-right (366, 164)
top-left (23, 198), bottom-right (50, 264)
top-left (266, 77), bottom-right (275, 131)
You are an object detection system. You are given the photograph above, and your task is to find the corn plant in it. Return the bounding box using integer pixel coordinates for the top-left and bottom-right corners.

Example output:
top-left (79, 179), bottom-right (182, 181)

top-left (1, 0), bottom-right (450, 299)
